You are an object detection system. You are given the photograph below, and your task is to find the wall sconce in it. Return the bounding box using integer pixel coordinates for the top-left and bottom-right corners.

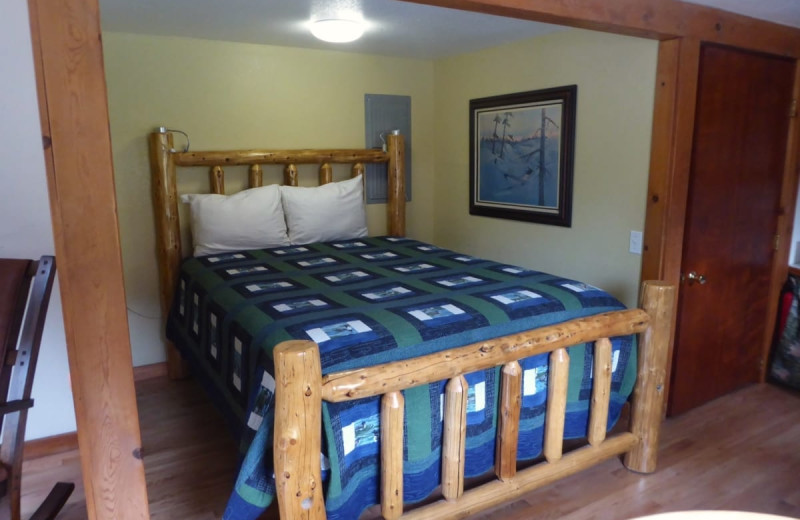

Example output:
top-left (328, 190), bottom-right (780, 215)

top-left (157, 126), bottom-right (190, 153)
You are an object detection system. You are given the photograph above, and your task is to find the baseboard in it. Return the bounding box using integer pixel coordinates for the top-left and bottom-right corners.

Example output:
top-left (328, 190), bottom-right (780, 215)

top-left (22, 363), bottom-right (168, 461)
top-left (24, 431), bottom-right (79, 460)
top-left (133, 361), bottom-right (168, 381)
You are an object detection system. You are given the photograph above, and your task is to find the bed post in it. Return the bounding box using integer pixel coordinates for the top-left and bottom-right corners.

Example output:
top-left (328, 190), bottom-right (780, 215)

top-left (624, 280), bottom-right (675, 473)
top-left (386, 134), bottom-right (406, 237)
top-left (148, 130), bottom-right (189, 379)
top-left (273, 340), bottom-right (326, 520)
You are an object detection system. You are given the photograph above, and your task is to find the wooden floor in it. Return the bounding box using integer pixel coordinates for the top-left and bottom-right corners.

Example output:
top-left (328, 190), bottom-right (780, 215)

top-left (21, 380), bottom-right (800, 520)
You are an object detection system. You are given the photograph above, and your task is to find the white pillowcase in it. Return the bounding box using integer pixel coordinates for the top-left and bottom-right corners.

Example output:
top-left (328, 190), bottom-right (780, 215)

top-left (280, 176), bottom-right (368, 245)
top-left (181, 185), bottom-right (290, 257)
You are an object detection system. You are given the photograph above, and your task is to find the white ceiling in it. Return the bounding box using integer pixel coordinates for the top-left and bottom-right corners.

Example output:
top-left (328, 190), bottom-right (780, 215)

top-left (98, 0), bottom-right (800, 61)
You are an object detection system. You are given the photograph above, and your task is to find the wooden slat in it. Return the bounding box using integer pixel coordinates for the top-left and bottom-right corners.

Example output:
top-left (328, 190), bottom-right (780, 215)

top-left (402, 433), bottom-right (638, 520)
top-left (284, 164), bottom-right (298, 187)
top-left (588, 338), bottom-right (613, 446)
top-left (28, 1), bottom-right (151, 519)
top-left (624, 281), bottom-right (676, 473)
top-left (380, 391), bottom-right (404, 520)
top-left (273, 341), bottom-right (325, 519)
top-left (248, 164), bottom-right (263, 188)
top-left (322, 309), bottom-right (649, 402)
top-left (351, 162), bottom-right (365, 178)
top-left (543, 348), bottom-right (569, 462)
top-left (404, 0), bottom-right (800, 57)
top-left (495, 361), bottom-right (521, 480)
top-left (441, 375), bottom-right (467, 501)
top-left (209, 166), bottom-right (224, 194)
top-left (175, 148), bottom-right (389, 167)
top-left (319, 163), bottom-right (333, 185)
top-left (386, 134), bottom-right (406, 237)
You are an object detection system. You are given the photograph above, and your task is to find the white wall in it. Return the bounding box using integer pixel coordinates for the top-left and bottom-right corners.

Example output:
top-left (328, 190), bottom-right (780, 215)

top-left (0, 1), bottom-right (77, 439)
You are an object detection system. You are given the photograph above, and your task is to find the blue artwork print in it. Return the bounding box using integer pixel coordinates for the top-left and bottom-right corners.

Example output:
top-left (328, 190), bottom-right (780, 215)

top-left (470, 86), bottom-right (576, 227)
top-left (477, 103), bottom-right (562, 209)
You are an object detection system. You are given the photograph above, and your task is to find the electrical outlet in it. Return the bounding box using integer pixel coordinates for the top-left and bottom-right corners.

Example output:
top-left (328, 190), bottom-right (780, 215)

top-left (629, 231), bottom-right (643, 255)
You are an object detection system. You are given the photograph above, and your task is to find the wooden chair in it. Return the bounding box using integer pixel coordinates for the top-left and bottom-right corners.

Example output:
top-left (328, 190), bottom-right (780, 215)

top-left (0, 256), bottom-right (74, 520)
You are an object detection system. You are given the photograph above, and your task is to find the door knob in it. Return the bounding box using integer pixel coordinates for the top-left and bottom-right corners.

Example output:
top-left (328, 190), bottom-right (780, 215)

top-left (686, 271), bottom-right (707, 285)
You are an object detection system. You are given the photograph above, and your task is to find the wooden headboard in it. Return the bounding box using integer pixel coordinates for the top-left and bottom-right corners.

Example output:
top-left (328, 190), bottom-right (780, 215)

top-left (148, 130), bottom-right (406, 377)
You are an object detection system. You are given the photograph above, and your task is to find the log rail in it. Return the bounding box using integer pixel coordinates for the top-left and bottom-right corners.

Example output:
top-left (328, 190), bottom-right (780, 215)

top-left (273, 280), bottom-right (675, 520)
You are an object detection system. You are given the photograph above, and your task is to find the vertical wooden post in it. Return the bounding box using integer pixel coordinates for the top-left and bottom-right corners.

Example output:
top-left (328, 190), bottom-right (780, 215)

top-left (319, 163), bottom-right (333, 185)
top-left (381, 391), bottom-right (405, 520)
top-left (544, 348), bottom-right (569, 462)
top-left (641, 38), bottom-right (700, 401)
top-left (29, 0), bottom-right (152, 516)
top-left (249, 164), bottom-right (263, 188)
top-left (624, 281), bottom-right (676, 473)
top-left (441, 375), bottom-right (467, 501)
top-left (149, 132), bottom-right (190, 380)
top-left (209, 166), bottom-right (225, 194)
top-left (386, 134), bottom-right (406, 237)
top-left (495, 361), bottom-right (521, 480)
top-left (273, 340), bottom-right (326, 519)
top-left (588, 337), bottom-right (612, 446)
top-left (284, 164), bottom-right (299, 186)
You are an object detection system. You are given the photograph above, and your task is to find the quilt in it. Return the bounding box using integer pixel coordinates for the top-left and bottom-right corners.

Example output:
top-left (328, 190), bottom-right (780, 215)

top-left (166, 236), bottom-right (636, 519)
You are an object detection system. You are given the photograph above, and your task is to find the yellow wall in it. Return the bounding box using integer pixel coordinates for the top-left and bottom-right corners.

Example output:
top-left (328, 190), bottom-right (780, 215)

top-left (103, 33), bottom-right (436, 366)
top-left (105, 29), bottom-right (657, 366)
top-left (433, 29), bottom-right (657, 306)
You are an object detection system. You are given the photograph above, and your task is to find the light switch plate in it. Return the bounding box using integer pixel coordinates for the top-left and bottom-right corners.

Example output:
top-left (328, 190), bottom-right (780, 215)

top-left (629, 230), bottom-right (643, 255)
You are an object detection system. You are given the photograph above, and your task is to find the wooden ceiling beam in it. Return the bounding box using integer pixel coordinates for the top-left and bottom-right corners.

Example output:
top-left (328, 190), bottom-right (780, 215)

top-left (401, 0), bottom-right (800, 57)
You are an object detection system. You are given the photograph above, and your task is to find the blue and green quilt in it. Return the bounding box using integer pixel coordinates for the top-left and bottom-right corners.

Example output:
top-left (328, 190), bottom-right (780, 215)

top-left (166, 236), bottom-right (636, 520)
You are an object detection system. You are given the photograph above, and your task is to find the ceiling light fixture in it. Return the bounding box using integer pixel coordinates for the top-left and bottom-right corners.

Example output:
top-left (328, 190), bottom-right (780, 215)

top-left (310, 18), bottom-right (365, 43)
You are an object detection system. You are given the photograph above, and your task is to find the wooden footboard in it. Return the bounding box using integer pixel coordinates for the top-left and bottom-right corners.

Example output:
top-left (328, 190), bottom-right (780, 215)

top-left (273, 280), bottom-right (675, 520)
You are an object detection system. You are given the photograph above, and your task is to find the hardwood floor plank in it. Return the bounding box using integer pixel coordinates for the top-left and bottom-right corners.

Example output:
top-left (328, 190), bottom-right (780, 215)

top-left (20, 381), bottom-right (800, 520)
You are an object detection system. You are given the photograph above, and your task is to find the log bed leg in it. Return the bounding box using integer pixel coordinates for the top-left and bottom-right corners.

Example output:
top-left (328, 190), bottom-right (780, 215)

top-left (274, 340), bottom-right (326, 520)
top-left (624, 281), bottom-right (676, 473)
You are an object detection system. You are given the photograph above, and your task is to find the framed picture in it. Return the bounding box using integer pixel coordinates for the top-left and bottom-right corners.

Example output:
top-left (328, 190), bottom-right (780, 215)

top-left (469, 85), bottom-right (577, 227)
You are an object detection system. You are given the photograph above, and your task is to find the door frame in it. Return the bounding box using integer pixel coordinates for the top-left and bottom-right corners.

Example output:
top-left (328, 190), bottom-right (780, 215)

top-left (27, 0), bottom-right (800, 518)
top-left (641, 39), bottom-right (800, 399)
top-left (663, 43), bottom-right (798, 414)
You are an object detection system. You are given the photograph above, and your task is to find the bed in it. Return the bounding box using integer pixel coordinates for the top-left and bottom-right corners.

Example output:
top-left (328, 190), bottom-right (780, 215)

top-left (149, 129), bottom-right (675, 520)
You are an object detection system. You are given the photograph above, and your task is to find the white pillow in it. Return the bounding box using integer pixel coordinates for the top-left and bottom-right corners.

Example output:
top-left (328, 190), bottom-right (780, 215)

top-left (280, 176), bottom-right (368, 245)
top-left (181, 185), bottom-right (290, 257)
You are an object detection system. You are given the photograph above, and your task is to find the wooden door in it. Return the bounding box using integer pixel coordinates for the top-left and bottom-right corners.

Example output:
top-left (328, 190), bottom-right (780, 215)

top-left (669, 44), bottom-right (795, 415)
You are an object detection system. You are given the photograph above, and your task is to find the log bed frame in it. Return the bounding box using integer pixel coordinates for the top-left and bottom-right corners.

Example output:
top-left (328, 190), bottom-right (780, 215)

top-left (149, 129), bottom-right (676, 520)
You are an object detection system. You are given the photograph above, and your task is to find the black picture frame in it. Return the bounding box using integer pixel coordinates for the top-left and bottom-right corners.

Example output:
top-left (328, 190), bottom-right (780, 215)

top-left (469, 85), bottom-right (576, 227)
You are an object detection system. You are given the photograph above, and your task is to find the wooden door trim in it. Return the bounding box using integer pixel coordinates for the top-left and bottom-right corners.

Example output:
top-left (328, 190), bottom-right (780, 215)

top-left (27, 0), bottom-right (150, 519)
top-left (402, 0), bottom-right (800, 57)
top-left (640, 37), bottom-right (702, 400)
top-left (763, 60), bottom-right (800, 379)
